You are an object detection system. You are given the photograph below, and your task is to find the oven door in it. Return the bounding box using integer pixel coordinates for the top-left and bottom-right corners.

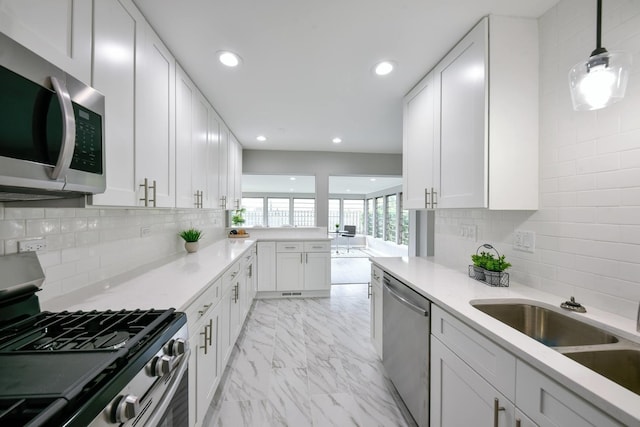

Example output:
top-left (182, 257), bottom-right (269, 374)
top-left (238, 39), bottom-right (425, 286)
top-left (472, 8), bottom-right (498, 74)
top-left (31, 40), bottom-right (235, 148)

top-left (144, 350), bottom-right (190, 427)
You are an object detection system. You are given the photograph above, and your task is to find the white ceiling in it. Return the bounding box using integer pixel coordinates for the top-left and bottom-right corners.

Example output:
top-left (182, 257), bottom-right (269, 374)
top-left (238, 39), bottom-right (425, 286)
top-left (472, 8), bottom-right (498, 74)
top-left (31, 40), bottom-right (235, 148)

top-left (133, 0), bottom-right (558, 154)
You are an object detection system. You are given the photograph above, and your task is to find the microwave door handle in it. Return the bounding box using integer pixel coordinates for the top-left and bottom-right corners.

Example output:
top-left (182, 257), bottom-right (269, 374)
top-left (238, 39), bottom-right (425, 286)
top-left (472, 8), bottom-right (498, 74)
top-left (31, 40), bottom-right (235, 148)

top-left (49, 76), bottom-right (76, 181)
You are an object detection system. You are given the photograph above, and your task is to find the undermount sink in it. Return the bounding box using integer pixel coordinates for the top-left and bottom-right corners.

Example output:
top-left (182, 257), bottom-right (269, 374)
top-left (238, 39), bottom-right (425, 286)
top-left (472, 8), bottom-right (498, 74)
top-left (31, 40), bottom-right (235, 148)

top-left (471, 302), bottom-right (619, 347)
top-left (564, 349), bottom-right (640, 394)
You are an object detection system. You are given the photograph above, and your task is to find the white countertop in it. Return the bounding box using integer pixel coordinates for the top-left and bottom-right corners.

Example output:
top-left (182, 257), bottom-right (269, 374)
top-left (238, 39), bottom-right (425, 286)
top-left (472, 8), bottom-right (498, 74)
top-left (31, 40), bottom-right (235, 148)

top-left (370, 256), bottom-right (640, 425)
top-left (43, 239), bottom-right (256, 313)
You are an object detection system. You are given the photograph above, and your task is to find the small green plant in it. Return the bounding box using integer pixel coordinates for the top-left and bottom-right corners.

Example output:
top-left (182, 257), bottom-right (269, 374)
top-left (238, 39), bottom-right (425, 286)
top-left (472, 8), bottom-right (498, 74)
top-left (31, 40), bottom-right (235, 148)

top-left (471, 251), bottom-right (493, 269)
top-left (484, 255), bottom-right (511, 272)
top-left (179, 228), bottom-right (203, 242)
top-left (335, 223), bottom-right (340, 230)
top-left (232, 208), bottom-right (246, 226)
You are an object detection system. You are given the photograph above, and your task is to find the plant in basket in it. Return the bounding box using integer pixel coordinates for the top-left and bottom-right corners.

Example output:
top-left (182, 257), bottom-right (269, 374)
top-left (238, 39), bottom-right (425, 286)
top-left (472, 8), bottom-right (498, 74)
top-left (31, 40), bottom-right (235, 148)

top-left (470, 244), bottom-right (511, 286)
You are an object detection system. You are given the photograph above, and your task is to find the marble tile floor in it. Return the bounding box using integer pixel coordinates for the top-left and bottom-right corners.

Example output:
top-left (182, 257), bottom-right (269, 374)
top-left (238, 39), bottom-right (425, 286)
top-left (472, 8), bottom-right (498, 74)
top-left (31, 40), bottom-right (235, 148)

top-left (203, 284), bottom-right (416, 427)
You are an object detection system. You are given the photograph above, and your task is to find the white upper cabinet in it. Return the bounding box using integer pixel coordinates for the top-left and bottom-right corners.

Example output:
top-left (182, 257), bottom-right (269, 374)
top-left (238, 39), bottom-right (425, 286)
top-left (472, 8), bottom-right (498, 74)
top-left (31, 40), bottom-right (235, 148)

top-left (402, 73), bottom-right (436, 209)
top-left (228, 136), bottom-right (243, 211)
top-left (135, 25), bottom-right (176, 207)
top-left (175, 64), bottom-right (195, 208)
top-left (0, 0), bottom-right (92, 83)
top-left (404, 15), bottom-right (538, 210)
top-left (89, 0), bottom-right (139, 206)
top-left (207, 110), bottom-right (221, 209)
top-left (192, 92), bottom-right (210, 208)
top-left (218, 128), bottom-right (229, 209)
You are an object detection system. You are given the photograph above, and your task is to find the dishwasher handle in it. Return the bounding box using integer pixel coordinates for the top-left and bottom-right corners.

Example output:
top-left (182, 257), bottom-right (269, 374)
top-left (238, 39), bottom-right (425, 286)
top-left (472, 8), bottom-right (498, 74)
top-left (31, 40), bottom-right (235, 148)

top-left (384, 281), bottom-right (429, 316)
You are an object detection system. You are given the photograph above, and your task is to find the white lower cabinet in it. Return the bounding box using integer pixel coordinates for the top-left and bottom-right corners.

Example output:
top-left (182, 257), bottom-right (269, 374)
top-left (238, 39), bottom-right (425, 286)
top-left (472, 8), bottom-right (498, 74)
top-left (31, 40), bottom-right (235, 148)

top-left (185, 249), bottom-right (255, 427)
top-left (430, 305), bottom-right (626, 427)
top-left (431, 337), bottom-right (515, 427)
top-left (515, 361), bottom-right (624, 427)
top-left (370, 264), bottom-right (383, 358)
top-left (267, 241), bottom-right (330, 295)
top-left (257, 242), bottom-right (276, 291)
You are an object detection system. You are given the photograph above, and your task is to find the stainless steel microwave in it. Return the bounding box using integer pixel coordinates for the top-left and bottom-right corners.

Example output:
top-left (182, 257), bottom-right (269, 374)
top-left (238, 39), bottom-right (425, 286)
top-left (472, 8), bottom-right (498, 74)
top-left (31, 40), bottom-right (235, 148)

top-left (0, 32), bottom-right (105, 201)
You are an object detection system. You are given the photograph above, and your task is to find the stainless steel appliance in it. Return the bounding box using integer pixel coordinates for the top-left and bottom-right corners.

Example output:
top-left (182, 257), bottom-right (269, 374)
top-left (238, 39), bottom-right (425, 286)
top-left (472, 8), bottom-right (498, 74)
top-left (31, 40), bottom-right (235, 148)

top-left (382, 273), bottom-right (430, 427)
top-left (0, 253), bottom-right (189, 426)
top-left (0, 32), bottom-right (106, 201)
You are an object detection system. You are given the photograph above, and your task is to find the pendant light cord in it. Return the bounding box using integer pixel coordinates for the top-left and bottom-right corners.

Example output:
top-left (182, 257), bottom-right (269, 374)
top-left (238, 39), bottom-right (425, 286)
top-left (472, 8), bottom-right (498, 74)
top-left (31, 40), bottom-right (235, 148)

top-left (592, 0), bottom-right (607, 56)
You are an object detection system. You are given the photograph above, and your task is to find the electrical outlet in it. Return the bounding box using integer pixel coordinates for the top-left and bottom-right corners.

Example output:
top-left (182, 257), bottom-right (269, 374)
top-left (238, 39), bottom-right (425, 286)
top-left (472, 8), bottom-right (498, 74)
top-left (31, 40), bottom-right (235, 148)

top-left (513, 230), bottom-right (535, 253)
top-left (140, 226), bottom-right (151, 237)
top-left (18, 238), bottom-right (47, 253)
top-left (459, 224), bottom-right (477, 242)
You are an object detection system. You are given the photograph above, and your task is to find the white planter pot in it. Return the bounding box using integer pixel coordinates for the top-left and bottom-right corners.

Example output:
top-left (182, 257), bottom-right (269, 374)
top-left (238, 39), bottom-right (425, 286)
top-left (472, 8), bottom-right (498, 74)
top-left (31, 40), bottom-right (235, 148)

top-left (184, 241), bottom-right (199, 253)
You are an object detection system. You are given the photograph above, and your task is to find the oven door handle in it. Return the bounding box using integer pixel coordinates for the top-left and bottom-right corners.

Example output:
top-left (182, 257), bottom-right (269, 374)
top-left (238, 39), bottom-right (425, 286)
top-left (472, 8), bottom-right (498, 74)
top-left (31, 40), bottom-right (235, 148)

top-left (49, 76), bottom-right (76, 181)
top-left (143, 348), bottom-right (190, 427)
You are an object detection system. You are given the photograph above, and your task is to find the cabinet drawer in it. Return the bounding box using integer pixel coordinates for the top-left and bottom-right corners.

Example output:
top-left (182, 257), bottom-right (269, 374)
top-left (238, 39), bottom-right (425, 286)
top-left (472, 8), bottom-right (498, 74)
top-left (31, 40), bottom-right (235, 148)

top-left (371, 265), bottom-right (383, 288)
top-left (516, 361), bottom-right (624, 427)
top-left (276, 242), bottom-right (303, 252)
top-left (431, 305), bottom-right (516, 400)
top-left (184, 278), bottom-right (221, 331)
top-left (222, 261), bottom-right (241, 293)
top-left (304, 241), bottom-right (330, 252)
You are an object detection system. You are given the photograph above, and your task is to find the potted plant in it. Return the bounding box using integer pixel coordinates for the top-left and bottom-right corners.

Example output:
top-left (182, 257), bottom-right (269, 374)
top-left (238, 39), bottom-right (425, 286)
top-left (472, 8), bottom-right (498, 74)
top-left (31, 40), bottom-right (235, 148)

top-left (179, 228), bottom-right (203, 253)
top-left (470, 244), bottom-right (511, 286)
top-left (335, 223), bottom-right (340, 232)
top-left (232, 208), bottom-right (246, 226)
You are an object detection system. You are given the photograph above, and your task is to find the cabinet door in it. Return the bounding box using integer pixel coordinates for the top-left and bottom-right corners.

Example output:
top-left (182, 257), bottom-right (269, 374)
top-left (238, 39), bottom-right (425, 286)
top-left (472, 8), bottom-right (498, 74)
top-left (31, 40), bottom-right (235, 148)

top-left (276, 252), bottom-right (304, 291)
top-left (402, 72), bottom-right (435, 209)
top-left (434, 17), bottom-right (487, 208)
top-left (371, 280), bottom-right (383, 358)
top-left (135, 24), bottom-right (175, 207)
top-left (218, 127), bottom-right (229, 209)
top-left (516, 361), bottom-right (624, 427)
top-left (191, 93), bottom-right (209, 207)
top-left (257, 242), bottom-right (276, 291)
top-left (175, 64), bottom-right (194, 208)
top-left (515, 409), bottom-right (538, 427)
top-left (195, 307), bottom-right (219, 426)
top-left (304, 252), bottom-right (330, 291)
top-left (0, 0), bottom-right (92, 83)
top-left (229, 276), bottom-right (241, 345)
top-left (219, 285), bottom-right (232, 365)
top-left (206, 110), bottom-right (221, 208)
top-left (90, 0), bottom-right (139, 206)
top-left (431, 337), bottom-right (515, 427)
top-left (231, 136), bottom-right (243, 210)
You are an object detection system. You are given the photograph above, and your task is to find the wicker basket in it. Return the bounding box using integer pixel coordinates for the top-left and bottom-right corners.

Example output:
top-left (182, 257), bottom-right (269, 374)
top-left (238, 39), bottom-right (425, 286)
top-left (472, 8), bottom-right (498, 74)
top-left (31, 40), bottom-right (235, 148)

top-left (468, 243), bottom-right (510, 287)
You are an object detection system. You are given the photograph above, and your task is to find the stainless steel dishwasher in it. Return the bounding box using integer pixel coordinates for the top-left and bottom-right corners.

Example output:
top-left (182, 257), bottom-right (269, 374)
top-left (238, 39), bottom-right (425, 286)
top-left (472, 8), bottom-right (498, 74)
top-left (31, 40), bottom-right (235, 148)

top-left (383, 273), bottom-right (430, 427)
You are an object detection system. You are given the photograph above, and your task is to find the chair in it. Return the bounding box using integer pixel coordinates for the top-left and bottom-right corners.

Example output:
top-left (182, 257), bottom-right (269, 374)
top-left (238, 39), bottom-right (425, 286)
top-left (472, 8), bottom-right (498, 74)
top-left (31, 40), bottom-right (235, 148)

top-left (341, 225), bottom-right (356, 253)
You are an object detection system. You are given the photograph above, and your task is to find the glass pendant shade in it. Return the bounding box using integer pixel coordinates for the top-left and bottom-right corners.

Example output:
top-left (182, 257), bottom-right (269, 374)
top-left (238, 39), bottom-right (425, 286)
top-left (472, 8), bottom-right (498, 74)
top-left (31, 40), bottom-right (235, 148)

top-left (569, 51), bottom-right (632, 111)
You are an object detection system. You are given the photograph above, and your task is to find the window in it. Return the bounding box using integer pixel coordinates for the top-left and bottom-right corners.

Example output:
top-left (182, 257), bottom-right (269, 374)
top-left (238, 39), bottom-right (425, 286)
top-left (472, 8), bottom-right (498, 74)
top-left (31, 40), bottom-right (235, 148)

top-left (400, 193), bottom-right (409, 245)
top-left (267, 198), bottom-right (290, 226)
top-left (328, 199), bottom-right (340, 230)
top-left (293, 198), bottom-right (315, 226)
top-left (366, 199), bottom-right (374, 236)
top-left (375, 197), bottom-right (384, 238)
top-left (241, 198), bottom-right (264, 226)
top-left (385, 194), bottom-right (397, 242)
top-left (343, 199), bottom-right (364, 233)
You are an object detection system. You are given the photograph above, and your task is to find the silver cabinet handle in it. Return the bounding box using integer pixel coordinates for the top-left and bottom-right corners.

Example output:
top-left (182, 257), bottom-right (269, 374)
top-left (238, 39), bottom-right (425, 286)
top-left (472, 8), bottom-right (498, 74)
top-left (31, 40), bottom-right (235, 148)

top-left (425, 188), bottom-right (430, 208)
top-left (305, 253), bottom-right (308, 263)
top-left (300, 253), bottom-right (303, 263)
top-left (200, 323), bottom-right (209, 354)
top-left (284, 246), bottom-right (296, 249)
top-left (515, 419), bottom-right (521, 427)
top-left (367, 282), bottom-right (372, 299)
top-left (140, 178), bottom-right (149, 206)
top-left (220, 195), bottom-right (227, 209)
top-left (431, 187), bottom-right (437, 208)
top-left (149, 179), bottom-right (156, 207)
top-left (493, 398), bottom-right (505, 427)
top-left (207, 318), bottom-right (213, 346)
top-left (49, 76), bottom-right (76, 181)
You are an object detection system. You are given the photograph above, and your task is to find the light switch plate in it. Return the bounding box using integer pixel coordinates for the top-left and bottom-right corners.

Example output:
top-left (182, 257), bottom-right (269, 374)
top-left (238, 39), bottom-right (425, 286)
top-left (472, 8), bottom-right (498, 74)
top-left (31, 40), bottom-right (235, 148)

top-left (513, 230), bottom-right (535, 253)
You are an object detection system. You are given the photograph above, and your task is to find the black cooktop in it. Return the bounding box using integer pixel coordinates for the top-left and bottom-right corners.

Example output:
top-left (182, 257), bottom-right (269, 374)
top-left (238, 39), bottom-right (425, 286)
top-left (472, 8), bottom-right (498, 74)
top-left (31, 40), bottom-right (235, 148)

top-left (0, 309), bottom-right (184, 426)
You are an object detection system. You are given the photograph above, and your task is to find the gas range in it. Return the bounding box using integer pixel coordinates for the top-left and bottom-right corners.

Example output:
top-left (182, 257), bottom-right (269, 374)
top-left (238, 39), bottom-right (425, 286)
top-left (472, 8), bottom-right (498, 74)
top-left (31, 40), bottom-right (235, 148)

top-left (0, 253), bottom-right (189, 427)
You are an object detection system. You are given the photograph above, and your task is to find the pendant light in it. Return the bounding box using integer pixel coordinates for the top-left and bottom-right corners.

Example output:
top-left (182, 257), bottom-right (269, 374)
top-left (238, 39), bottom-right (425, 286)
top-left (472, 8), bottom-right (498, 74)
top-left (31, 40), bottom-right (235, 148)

top-left (568, 0), bottom-right (632, 111)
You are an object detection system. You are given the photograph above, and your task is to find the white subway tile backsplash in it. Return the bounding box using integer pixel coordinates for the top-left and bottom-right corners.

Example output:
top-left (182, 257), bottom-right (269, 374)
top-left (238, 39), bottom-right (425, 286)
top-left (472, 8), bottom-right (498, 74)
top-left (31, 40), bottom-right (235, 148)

top-left (5, 208), bottom-right (44, 220)
top-left (0, 221), bottom-right (25, 239)
top-left (26, 219), bottom-right (60, 236)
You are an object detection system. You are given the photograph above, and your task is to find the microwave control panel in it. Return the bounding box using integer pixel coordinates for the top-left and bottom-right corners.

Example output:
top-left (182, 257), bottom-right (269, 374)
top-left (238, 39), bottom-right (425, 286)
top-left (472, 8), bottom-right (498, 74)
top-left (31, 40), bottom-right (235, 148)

top-left (70, 104), bottom-right (103, 174)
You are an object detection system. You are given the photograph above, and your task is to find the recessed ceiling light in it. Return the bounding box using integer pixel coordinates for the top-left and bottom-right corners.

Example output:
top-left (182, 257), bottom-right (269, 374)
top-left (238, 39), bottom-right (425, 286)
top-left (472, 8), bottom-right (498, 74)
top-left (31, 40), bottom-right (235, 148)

top-left (289, 188), bottom-right (294, 192)
top-left (218, 51), bottom-right (241, 67)
top-left (256, 135), bottom-right (267, 142)
top-left (374, 61), bottom-right (395, 76)
top-left (346, 189), bottom-right (351, 192)
top-left (370, 178), bottom-right (376, 182)
top-left (289, 177), bottom-right (296, 181)
top-left (332, 137), bottom-right (342, 144)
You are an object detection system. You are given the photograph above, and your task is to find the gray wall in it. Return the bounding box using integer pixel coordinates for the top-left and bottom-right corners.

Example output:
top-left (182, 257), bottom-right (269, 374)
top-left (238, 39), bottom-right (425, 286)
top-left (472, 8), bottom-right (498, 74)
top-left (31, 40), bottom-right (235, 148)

top-left (243, 150), bottom-right (402, 227)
